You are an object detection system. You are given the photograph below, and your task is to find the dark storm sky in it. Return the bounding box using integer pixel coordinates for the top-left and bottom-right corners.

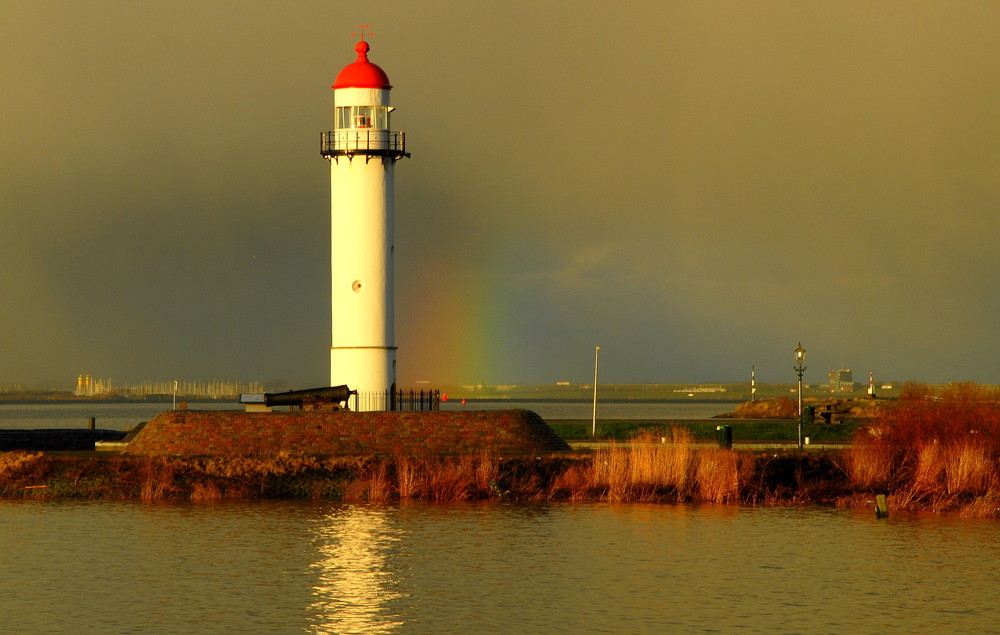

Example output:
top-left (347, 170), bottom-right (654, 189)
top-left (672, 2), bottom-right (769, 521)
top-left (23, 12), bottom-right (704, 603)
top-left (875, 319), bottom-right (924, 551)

top-left (2, 1), bottom-right (999, 388)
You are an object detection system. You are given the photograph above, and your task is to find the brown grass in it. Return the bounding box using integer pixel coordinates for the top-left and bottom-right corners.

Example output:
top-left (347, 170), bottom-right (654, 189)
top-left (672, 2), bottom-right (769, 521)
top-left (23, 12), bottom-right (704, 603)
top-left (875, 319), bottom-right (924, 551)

top-left (190, 481), bottom-right (223, 502)
top-left (843, 434), bottom-right (896, 489)
top-left (587, 429), bottom-right (696, 502)
top-left (731, 398), bottom-right (796, 419)
top-left (911, 442), bottom-right (943, 492)
top-left (395, 456), bottom-right (419, 498)
top-left (842, 383), bottom-right (1000, 516)
top-left (0, 441), bottom-right (834, 507)
top-left (0, 451), bottom-right (45, 478)
top-left (943, 444), bottom-right (992, 495)
top-left (696, 449), bottom-right (745, 503)
top-left (139, 458), bottom-right (180, 502)
top-left (575, 429), bottom-right (760, 503)
top-left (549, 463), bottom-right (590, 501)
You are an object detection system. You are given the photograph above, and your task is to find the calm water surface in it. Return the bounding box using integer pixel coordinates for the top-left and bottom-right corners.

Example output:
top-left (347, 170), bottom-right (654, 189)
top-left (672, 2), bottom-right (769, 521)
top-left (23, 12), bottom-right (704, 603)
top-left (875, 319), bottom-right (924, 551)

top-left (0, 500), bottom-right (997, 633)
top-left (0, 402), bottom-right (235, 430)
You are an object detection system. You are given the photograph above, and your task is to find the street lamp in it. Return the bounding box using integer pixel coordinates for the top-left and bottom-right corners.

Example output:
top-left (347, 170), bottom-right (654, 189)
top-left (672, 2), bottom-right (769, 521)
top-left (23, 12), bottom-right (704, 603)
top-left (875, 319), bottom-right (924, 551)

top-left (794, 343), bottom-right (806, 450)
top-left (591, 346), bottom-right (600, 438)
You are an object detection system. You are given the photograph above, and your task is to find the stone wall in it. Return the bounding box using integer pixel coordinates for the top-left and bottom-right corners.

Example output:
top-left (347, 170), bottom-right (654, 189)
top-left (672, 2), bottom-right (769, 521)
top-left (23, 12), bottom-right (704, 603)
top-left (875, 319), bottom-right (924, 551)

top-left (122, 409), bottom-right (571, 456)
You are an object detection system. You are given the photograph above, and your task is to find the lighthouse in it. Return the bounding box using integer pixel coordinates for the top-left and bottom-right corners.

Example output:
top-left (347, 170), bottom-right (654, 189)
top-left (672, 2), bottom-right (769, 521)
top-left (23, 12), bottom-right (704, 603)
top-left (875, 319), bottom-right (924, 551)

top-left (321, 35), bottom-right (409, 411)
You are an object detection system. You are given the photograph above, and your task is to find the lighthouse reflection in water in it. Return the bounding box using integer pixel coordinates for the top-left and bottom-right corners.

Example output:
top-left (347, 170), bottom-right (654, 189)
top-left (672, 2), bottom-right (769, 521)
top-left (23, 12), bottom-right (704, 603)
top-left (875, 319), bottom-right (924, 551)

top-left (309, 506), bottom-right (406, 633)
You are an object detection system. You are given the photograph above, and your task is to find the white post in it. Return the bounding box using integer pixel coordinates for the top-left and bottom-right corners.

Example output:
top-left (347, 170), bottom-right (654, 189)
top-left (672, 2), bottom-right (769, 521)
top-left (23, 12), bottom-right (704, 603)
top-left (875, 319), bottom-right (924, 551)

top-left (591, 346), bottom-right (601, 438)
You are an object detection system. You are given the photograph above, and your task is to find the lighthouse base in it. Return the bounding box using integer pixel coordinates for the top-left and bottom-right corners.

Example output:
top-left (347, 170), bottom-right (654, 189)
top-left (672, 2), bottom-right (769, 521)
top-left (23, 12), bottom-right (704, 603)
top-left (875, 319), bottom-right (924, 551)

top-left (330, 347), bottom-right (396, 411)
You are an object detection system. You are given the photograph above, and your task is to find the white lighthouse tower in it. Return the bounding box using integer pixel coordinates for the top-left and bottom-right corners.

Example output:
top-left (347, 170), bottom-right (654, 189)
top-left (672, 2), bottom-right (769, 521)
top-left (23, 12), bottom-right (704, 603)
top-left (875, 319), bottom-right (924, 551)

top-left (321, 35), bottom-right (409, 411)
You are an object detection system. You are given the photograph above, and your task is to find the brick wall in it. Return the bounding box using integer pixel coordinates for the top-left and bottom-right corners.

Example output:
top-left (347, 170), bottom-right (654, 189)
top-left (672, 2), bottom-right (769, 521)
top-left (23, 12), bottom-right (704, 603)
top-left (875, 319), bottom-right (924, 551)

top-left (122, 409), bottom-right (571, 456)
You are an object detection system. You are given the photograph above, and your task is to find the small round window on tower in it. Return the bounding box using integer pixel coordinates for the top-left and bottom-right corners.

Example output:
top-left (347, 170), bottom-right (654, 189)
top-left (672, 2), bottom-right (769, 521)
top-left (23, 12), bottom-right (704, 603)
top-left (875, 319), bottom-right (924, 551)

top-left (352, 280), bottom-right (363, 292)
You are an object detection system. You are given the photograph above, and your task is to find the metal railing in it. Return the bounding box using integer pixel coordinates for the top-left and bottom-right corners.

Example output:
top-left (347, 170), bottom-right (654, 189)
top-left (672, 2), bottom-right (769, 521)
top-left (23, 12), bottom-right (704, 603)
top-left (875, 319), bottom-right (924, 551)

top-left (320, 130), bottom-right (408, 159)
top-left (351, 389), bottom-right (440, 412)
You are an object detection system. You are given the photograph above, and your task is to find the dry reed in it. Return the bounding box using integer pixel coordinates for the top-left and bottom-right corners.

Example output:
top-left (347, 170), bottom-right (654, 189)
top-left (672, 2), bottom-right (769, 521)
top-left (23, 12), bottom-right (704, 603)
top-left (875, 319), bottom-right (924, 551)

top-left (395, 456), bottom-right (418, 498)
top-left (843, 382), bottom-right (1000, 515)
top-left (843, 435), bottom-right (895, 490)
top-left (695, 449), bottom-right (745, 503)
top-left (583, 428), bottom-right (760, 503)
top-left (190, 481), bottom-right (223, 502)
top-left (139, 459), bottom-right (178, 502)
top-left (943, 444), bottom-right (991, 495)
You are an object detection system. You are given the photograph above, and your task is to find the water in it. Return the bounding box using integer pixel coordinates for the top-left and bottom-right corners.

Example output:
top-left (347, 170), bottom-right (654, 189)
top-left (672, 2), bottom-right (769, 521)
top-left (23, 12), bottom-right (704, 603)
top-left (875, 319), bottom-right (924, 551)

top-left (0, 500), bottom-right (997, 633)
top-left (0, 401), bottom-right (242, 431)
top-left (3, 402), bottom-right (997, 631)
top-left (0, 401), bottom-right (733, 431)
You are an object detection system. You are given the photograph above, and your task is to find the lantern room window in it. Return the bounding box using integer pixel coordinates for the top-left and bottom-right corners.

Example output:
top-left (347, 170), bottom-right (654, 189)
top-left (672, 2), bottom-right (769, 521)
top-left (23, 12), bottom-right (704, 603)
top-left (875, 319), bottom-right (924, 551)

top-left (336, 105), bottom-right (391, 130)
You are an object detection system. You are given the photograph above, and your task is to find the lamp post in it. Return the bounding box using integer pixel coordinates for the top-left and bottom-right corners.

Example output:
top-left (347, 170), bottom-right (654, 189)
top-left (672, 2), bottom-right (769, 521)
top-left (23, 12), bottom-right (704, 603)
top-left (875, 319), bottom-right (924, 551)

top-left (591, 346), bottom-right (600, 438)
top-left (794, 343), bottom-right (806, 450)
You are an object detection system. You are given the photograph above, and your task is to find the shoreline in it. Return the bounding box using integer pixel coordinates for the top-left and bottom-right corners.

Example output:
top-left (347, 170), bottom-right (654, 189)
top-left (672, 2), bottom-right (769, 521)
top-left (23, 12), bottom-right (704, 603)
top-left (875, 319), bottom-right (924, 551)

top-left (1, 447), bottom-right (995, 518)
top-left (3, 388), bottom-right (998, 518)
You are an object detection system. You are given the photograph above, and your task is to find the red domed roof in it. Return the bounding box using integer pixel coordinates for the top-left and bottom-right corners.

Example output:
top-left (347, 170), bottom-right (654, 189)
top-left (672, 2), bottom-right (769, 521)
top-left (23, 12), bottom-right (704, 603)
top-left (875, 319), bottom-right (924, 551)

top-left (333, 40), bottom-right (392, 89)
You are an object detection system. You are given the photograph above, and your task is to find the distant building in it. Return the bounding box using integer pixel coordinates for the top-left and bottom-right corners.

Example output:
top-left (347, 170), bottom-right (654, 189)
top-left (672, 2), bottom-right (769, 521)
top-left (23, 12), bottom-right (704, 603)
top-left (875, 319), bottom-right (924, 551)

top-left (828, 369), bottom-right (855, 393)
top-left (673, 384), bottom-right (727, 393)
top-left (75, 374), bottom-right (111, 396)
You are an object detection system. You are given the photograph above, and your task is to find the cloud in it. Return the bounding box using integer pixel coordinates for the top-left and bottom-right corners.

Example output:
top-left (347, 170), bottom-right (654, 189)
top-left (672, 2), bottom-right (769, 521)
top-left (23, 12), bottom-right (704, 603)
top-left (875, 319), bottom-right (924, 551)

top-left (2, 1), bottom-right (999, 388)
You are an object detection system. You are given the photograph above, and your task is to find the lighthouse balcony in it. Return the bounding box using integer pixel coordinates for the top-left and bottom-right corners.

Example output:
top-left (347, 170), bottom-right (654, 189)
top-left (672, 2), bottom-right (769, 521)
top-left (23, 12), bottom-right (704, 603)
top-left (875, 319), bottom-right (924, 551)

top-left (321, 130), bottom-right (409, 162)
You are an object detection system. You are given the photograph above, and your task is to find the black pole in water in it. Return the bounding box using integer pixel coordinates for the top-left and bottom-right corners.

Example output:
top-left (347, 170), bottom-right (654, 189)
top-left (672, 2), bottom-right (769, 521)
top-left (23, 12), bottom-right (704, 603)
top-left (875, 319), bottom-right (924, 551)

top-left (88, 417), bottom-right (96, 430)
top-left (875, 494), bottom-right (889, 519)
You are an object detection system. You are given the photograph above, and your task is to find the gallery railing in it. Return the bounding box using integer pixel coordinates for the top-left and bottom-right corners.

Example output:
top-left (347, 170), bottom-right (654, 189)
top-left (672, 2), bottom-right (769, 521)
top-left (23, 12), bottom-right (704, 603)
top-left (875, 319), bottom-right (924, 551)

top-left (352, 389), bottom-right (441, 412)
top-left (320, 130), bottom-right (408, 162)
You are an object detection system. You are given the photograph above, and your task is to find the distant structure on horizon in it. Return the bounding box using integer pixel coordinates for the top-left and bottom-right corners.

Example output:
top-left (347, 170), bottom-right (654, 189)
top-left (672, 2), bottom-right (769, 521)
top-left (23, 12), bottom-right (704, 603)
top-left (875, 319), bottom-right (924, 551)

top-left (828, 369), bottom-right (855, 393)
top-left (75, 374), bottom-right (111, 396)
top-left (121, 380), bottom-right (265, 399)
top-left (73, 376), bottom-right (263, 398)
top-left (321, 31), bottom-right (409, 411)
top-left (673, 384), bottom-right (728, 394)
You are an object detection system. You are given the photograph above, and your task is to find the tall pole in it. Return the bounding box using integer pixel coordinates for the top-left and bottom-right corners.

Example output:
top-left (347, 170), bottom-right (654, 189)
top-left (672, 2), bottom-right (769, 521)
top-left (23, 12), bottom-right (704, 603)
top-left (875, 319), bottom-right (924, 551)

top-left (591, 346), bottom-right (600, 438)
top-left (751, 365), bottom-right (756, 402)
top-left (794, 343), bottom-right (806, 450)
top-left (797, 372), bottom-right (803, 449)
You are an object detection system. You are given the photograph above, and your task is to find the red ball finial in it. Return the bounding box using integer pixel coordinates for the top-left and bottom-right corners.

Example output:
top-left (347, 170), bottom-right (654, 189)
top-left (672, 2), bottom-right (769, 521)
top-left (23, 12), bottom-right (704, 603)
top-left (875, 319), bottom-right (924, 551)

top-left (355, 40), bottom-right (370, 62)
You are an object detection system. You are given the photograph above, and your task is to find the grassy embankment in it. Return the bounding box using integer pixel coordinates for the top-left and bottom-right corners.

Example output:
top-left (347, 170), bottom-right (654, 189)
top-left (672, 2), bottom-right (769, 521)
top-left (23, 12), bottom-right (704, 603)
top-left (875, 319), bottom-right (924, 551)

top-left (2, 383), bottom-right (998, 516)
top-left (548, 397), bottom-right (866, 443)
top-left (550, 420), bottom-right (855, 444)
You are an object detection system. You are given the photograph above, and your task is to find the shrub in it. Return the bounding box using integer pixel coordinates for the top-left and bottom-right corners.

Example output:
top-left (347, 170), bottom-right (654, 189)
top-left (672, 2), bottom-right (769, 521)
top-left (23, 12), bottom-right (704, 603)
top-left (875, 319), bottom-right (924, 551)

top-left (846, 383), bottom-right (1000, 499)
top-left (732, 398), bottom-right (797, 419)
